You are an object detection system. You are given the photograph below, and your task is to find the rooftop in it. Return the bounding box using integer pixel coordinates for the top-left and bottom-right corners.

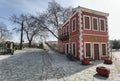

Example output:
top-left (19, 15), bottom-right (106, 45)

top-left (58, 6), bottom-right (109, 29)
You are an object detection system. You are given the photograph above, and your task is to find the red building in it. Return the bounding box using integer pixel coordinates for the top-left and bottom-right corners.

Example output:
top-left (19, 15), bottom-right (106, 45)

top-left (58, 6), bottom-right (109, 61)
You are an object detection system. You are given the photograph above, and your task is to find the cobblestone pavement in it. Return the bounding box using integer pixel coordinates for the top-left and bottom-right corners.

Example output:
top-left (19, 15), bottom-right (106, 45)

top-left (0, 48), bottom-right (119, 81)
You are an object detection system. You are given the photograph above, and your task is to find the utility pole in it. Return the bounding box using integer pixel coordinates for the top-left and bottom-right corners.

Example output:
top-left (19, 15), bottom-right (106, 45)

top-left (20, 22), bottom-right (24, 50)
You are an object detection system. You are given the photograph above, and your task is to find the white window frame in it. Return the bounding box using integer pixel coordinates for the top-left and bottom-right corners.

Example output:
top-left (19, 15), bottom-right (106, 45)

top-left (83, 15), bottom-right (91, 30)
top-left (99, 18), bottom-right (106, 32)
top-left (72, 18), bottom-right (76, 32)
top-left (93, 42), bottom-right (101, 60)
top-left (92, 17), bottom-right (99, 31)
top-left (101, 43), bottom-right (107, 57)
top-left (84, 42), bottom-right (92, 58)
top-left (72, 42), bottom-right (76, 56)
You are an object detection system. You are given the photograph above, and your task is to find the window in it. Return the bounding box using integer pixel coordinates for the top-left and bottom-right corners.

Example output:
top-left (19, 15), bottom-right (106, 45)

top-left (102, 44), bottom-right (106, 55)
top-left (72, 43), bottom-right (76, 55)
top-left (85, 43), bottom-right (92, 57)
top-left (92, 17), bottom-right (98, 30)
top-left (72, 19), bottom-right (76, 32)
top-left (66, 44), bottom-right (69, 54)
top-left (84, 15), bottom-right (91, 30)
top-left (100, 18), bottom-right (106, 31)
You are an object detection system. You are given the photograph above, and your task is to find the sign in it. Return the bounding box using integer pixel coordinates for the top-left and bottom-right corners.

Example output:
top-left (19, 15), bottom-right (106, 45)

top-left (88, 36), bottom-right (102, 42)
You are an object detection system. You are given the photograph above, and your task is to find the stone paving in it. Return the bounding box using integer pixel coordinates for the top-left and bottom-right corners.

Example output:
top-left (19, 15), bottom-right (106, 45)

top-left (112, 52), bottom-right (120, 72)
top-left (0, 48), bottom-right (119, 81)
top-left (46, 50), bottom-right (120, 81)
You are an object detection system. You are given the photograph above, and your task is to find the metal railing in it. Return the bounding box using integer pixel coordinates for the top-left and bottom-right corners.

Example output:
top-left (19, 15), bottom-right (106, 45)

top-left (58, 32), bottom-right (69, 40)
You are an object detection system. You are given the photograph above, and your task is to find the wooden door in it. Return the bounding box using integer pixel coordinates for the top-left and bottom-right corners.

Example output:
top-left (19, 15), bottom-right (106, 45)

top-left (94, 44), bottom-right (99, 60)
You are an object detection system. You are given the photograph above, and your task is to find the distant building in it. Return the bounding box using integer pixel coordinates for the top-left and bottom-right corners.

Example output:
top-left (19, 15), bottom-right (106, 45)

top-left (58, 6), bottom-right (109, 61)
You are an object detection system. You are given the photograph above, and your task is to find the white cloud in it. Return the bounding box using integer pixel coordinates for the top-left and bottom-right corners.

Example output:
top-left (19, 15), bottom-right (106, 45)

top-left (0, 0), bottom-right (48, 15)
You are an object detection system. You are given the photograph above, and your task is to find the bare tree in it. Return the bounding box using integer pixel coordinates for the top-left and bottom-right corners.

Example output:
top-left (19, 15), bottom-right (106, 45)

top-left (11, 14), bottom-right (49, 48)
top-left (33, 13), bottom-right (58, 38)
top-left (47, 0), bottom-right (63, 29)
top-left (0, 22), bottom-right (12, 41)
top-left (35, 0), bottom-right (72, 39)
top-left (10, 1), bottom-right (72, 47)
top-left (10, 14), bottom-right (26, 50)
top-left (23, 15), bottom-right (41, 47)
top-left (34, 29), bottom-right (48, 43)
top-left (61, 7), bottom-right (72, 23)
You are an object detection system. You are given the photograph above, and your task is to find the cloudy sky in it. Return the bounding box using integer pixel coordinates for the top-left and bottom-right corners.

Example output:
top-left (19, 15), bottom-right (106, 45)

top-left (0, 0), bottom-right (119, 42)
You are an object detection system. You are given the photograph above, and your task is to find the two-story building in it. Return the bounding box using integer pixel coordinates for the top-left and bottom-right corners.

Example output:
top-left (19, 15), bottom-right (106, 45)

top-left (58, 6), bottom-right (109, 61)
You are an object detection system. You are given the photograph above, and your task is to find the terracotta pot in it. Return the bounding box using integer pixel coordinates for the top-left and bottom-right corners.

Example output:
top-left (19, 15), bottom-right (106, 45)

top-left (104, 59), bottom-right (112, 64)
top-left (82, 59), bottom-right (91, 65)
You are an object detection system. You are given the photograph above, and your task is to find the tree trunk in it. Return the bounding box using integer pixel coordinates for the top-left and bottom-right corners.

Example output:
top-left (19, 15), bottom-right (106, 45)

top-left (28, 40), bottom-right (32, 48)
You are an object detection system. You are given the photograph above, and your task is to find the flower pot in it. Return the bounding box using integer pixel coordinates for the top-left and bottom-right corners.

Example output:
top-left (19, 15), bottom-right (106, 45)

top-left (104, 59), bottom-right (112, 64)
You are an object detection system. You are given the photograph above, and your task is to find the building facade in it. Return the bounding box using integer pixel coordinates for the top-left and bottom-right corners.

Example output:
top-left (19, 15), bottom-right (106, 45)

top-left (58, 6), bottom-right (109, 61)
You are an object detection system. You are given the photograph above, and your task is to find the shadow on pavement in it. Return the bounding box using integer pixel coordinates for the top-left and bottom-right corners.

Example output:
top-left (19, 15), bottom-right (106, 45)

top-left (93, 74), bottom-right (108, 80)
